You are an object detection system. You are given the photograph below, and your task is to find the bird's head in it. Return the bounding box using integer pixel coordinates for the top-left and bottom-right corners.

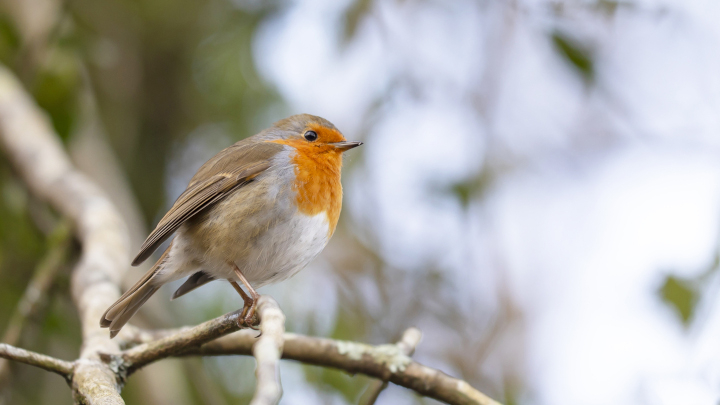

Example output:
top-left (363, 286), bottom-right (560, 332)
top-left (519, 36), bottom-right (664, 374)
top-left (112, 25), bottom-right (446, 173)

top-left (265, 114), bottom-right (362, 158)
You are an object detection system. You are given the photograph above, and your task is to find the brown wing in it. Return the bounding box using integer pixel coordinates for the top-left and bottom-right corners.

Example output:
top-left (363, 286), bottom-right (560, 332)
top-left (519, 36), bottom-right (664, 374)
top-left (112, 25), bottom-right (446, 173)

top-left (131, 140), bottom-right (284, 266)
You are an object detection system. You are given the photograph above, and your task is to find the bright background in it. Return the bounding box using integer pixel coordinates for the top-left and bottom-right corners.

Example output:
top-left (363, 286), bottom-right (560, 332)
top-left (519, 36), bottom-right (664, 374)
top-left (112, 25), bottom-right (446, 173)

top-left (0, 0), bottom-right (719, 404)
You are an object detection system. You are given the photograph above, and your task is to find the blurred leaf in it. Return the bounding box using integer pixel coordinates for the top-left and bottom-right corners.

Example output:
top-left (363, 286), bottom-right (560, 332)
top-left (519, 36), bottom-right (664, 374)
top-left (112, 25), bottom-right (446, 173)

top-left (594, 0), bottom-right (636, 17)
top-left (0, 14), bottom-right (20, 64)
top-left (441, 167), bottom-right (496, 209)
top-left (342, 0), bottom-right (373, 43)
top-left (595, 0), bottom-right (620, 16)
top-left (0, 165), bottom-right (47, 326)
top-left (300, 307), bottom-right (370, 402)
top-left (502, 377), bottom-right (522, 405)
top-left (192, 17), bottom-right (277, 119)
top-left (330, 304), bottom-right (367, 342)
top-left (31, 53), bottom-right (81, 141)
top-left (448, 171), bottom-right (493, 209)
top-left (551, 30), bottom-right (594, 83)
top-left (304, 364), bottom-right (370, 403)
top-left (658, 275), bottom-right (699, 328)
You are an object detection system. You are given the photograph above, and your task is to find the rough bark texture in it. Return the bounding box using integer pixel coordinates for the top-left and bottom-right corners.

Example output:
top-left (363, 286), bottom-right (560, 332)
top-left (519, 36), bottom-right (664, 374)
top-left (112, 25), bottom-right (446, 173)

top-left (120, 309), bottom-right (246, 375)
top-left (361, 327), bottom-right (423, 405)
top-left (0, 343), bottom-right (73, 380)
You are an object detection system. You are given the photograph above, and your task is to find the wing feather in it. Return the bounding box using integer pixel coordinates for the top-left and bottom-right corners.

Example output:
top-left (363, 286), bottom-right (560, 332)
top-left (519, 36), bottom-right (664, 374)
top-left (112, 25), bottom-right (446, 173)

top-left (131, 141), bottom-right (283, 266)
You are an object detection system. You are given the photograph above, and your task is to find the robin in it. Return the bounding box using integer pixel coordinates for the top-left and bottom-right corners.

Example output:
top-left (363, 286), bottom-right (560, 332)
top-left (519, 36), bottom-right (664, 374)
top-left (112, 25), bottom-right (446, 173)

top-left (100, 114), bottom-right (362, 338)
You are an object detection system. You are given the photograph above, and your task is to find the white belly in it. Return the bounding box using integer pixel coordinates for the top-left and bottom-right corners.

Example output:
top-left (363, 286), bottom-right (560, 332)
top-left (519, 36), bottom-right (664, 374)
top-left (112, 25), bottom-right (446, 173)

top-left (233, 211), bottom-right (330, 287)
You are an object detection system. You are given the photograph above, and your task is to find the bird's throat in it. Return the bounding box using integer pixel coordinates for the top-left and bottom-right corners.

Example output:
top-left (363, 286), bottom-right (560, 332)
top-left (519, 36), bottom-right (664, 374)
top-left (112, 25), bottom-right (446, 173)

top-left (269, 139), bottom-right (343, 237)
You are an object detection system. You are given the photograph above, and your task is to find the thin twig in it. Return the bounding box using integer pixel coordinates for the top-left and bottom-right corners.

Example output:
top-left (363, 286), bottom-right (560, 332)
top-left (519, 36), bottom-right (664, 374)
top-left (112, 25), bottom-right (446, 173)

top-left (250, 296), bottom-right (285, 405)
top-left (276, 333), bottom-right (497, 405)
top-left (360, 327), bottom-right (423, 405)
top-left (0, 343), bottom-right (74, 381)
top-left (120, 308), bottom-right (248, 375)
top-left (0, 221), bottom-right (71, 385)
top-left (361, 378), bottom-right (388, 404)
top-left (114, 324), bottom-right (185, 350)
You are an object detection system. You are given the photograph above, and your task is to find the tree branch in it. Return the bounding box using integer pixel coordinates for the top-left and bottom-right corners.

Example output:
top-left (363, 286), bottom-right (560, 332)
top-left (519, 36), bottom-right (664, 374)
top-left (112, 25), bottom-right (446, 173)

top-left (117, 295), bottom-right (286, 397)
top-left (0, 64), bottom-right (129, 404)
top-left (360, 327), bottom-right (422, 405)
top-left (0, 343), bottom-right (74, 381)
top-left (250, 297), bottom-right (285, 405)
top-left (119, 309), bottom-right (246, 376)
top-left (124, 328), bottom-right (499, 405)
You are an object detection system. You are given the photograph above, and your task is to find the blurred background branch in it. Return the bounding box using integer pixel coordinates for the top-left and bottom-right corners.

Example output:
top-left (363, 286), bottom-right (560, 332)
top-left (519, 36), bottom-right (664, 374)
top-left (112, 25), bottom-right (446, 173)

top-left (0, 220), bottom-right (70, 387)
top-left (360, 327), bottom-right (422, 405)
top-left (0, 343), bottom-right (73, 380)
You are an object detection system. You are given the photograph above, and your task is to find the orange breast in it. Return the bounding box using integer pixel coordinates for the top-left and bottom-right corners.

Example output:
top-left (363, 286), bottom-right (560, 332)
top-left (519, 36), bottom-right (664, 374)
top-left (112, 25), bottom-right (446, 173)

top-left (269, 128), bottom-right (344, 237)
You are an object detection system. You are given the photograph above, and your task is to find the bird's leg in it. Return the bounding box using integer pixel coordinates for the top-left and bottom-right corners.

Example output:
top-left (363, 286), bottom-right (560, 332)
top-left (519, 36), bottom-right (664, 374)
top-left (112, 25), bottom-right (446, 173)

top-left (230, 262), bottom-right (261, 328)
top-left (229, 280), bottom-right (253, 319)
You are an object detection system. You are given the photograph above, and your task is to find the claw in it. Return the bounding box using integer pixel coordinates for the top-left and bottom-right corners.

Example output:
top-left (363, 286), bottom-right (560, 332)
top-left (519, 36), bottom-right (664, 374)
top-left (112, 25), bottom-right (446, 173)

top-left (237, 302), bottom-right (250, 328)
top-left (243, 303), bottom-right (259, 330)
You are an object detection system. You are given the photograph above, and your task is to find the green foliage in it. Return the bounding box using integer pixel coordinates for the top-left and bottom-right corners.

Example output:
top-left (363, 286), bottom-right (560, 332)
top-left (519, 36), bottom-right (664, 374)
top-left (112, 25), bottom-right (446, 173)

top-left (300, 306), bottom-right (371, 402)
top-left (551, 30), bottom-right (595, 84)
top-left (595, 0), bottom-right (621, 16)
top-left (659, 251), bottom-right (718, 329)
top-left (303, 363), bottom-right (372, 403)
top-left (446, 169), bottom-right (495, 209)
top-left (0, 15), bottom-right (19, 64)
top-left (0, 164), bottom-right (46, 326)
top-left (31, 54), bottom-right (81, 141)
top-left (191, 13), bottom-right (280, 134)
top-left (342, 0), bottom-right (373, 43)
top-left (658, 274), bottom-right (699, 328)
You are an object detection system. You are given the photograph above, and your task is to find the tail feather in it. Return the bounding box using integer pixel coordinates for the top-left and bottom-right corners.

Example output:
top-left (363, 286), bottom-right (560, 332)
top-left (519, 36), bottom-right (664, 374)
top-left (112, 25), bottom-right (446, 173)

top-left (100, 247), bottom-right (170, 338)
top-left (106, 284), bottom-right (159, 338)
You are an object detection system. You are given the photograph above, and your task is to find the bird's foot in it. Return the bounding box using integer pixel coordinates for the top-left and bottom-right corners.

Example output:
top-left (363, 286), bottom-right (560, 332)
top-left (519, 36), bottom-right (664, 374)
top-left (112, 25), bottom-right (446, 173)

top-left (241, 301), bottom-right (260, 330)
top-left (236, 295), bottom-right (260, 330)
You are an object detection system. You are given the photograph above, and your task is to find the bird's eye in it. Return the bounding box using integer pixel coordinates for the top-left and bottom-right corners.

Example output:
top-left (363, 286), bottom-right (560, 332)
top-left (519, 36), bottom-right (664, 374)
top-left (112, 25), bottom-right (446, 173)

top-left (304, 131), bottom-right (318, 142)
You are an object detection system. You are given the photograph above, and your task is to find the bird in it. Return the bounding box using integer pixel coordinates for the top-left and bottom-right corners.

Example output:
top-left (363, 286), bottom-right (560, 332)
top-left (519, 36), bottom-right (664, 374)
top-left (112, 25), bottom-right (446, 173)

top-left (100, 114), bottom-right (362, 338)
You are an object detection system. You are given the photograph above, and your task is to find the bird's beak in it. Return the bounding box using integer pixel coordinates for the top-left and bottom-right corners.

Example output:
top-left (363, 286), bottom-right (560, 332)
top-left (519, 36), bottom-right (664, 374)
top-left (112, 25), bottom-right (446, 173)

top-left (330, 141), bottom-right (363, 151)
